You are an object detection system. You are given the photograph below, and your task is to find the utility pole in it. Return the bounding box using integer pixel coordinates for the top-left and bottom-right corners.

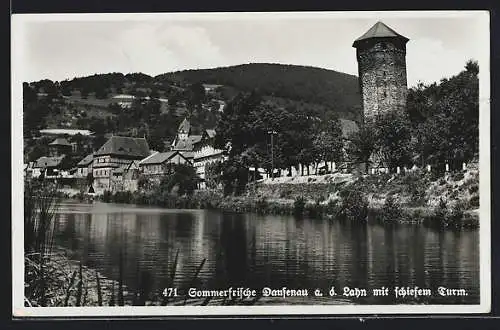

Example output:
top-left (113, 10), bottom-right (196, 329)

top-left (268, 130), bottom-right (277, 180)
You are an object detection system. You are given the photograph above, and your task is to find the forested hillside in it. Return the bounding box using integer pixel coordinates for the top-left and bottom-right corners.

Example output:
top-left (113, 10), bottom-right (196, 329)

top-left (157, 63), bottom-right (362, 121)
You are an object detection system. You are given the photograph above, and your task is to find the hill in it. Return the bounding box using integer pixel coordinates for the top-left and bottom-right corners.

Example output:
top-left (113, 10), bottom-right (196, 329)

top-left (23, 63), bottom-right (363, 156)
top-left (155, 63), bottom-right (362, 122)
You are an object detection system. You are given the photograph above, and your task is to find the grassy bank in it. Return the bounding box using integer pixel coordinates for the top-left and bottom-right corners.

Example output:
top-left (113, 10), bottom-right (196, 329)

top-left (93, 165), bottom-right (479, 229)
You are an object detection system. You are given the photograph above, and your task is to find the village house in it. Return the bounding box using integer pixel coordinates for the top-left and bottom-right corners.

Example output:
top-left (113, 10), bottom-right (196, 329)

top-left (76, 153), bottom-right (94, 178)
top-left (139, 150), bottom-right (193, 179)
top-left (48, 137), bottom-right (72, 157)
top-left (170, 118), bottom-right (225, 188)
top-left (32, 155), bottom-right (69, 179)
top-left (92, 135), bottom-right (150, 192)
top-left (193, 129), bottom-right (225, 188)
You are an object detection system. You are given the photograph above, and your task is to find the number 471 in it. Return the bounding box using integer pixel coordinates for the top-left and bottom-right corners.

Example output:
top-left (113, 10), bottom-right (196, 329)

top-left (163, 288), bottom-right (179, 297)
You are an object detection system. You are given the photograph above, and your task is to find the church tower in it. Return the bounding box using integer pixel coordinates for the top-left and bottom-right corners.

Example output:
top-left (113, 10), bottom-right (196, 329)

top-left (353, 21), bottom-right (409, 121)
top-left (177, 118), bottom-right (190, 141)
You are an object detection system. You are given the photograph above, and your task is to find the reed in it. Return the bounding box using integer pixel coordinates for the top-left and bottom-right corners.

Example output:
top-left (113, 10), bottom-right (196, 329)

top-left (96, 271), bottom-right (103, 306)
top-left (24, 179), bottom-right (61, 306)
top-left (76, 261), bottom-right (83, 306)
top-left (64, 270), bottom-right (77, 306)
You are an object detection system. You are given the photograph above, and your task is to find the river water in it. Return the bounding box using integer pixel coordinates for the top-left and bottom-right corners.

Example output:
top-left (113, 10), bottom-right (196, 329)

top-left (52, 201), bottom-right (480, 305)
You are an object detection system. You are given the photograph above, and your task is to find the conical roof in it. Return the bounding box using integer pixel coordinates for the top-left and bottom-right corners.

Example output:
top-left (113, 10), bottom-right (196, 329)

top-left (352, 21), bottom-right (409, 47)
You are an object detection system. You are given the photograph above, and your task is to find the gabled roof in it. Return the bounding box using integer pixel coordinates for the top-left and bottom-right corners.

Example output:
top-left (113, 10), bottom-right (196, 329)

top-left (77, 153), bottom-right (94, 167)
top-left (178, 118), bottom-right (191, 134)
top-left (34, 155), bottom-right (66, 168)
top-left (49, 138), bottom-right (72, 147)
top-left (127, 160), bottom-right (141, 170)
top-left (352, 21), bottom-right (409, 48)
top-left (172, 135), bottom-right (202, 151)
top-left (179, 151), bottom-right (194, 160)
top-left (95, 136), bottom-right (150, 158)
top-left (205, 129), bottom-right (216, 139)
top-left (139, 151), bottom-right (186, 165)
top-left (340, 119), bottom-right (360, 139)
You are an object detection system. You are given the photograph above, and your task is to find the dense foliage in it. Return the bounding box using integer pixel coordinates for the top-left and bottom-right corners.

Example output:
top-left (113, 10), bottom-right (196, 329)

top-left (346, 60), bottom-right (479, 174)
top-left (157, 63), bottom-right (362, 121)
top-left (214, 91), bottom-right (344, 195)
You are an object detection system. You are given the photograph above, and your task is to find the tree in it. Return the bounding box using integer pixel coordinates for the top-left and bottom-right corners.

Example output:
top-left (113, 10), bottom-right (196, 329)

top-left (405, 59), bottom-right (479, 171)
top-left (374, 110), bottom-right (413, 172)
top-left (313, 118), bottom-right (344, 172)
top-left (187, 82), bottom-right (206, 111)
top-left (205, 160), bottom-right (223, 189)
top-left (346, 120), bottom-right (377, 173)
top-left (159, 163), bottom-right (198, 196)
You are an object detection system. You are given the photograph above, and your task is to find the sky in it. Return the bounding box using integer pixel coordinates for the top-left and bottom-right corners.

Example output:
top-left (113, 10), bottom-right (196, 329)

top-left (13, 11), bottom-right (489, 87)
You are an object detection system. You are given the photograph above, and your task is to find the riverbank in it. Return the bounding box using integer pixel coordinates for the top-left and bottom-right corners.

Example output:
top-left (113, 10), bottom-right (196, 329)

top-left (27, 246), bottom-right (355, 306)
top-left (70, 165), bottom-right (479, 229)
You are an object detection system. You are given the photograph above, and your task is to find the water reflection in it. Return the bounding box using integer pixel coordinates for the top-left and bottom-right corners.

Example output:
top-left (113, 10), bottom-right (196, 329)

top-left (53, 202), bottom-right (480, 304)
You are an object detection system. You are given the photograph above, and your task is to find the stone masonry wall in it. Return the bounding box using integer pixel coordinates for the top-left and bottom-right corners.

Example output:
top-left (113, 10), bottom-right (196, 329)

top-left (357, 40), bottom-right (408, 120)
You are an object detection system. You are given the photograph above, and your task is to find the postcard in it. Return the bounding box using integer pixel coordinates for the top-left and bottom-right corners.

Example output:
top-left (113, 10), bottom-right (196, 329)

top-left (11, 10), bottom-right (491, 317)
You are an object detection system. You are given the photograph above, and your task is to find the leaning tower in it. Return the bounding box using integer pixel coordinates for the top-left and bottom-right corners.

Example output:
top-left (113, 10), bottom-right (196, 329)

top-left (353, 21), bottom-right (409, 122)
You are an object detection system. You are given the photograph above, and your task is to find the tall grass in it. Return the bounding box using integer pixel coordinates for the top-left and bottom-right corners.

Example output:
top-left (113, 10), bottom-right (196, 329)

top-left (24, 179), bottom-right (61, 307)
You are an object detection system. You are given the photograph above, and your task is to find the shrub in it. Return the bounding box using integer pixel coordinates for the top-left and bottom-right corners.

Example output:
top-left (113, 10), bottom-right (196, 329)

top-left (255, 196), bottom-right (269, 214)
top-left (445, 201), bottom-right (466, 228)
top-left (469, 194), bottom-right (479, 208)
top-left (325, 199), bottom-right (340, 216)
top-left (102, 190), bottom-right (112, 203)
top-left (434, 198), bottom-right (448, 219)
top-left (452, 172), bottom-right (465, 181)
top-left (338, 187), bottom-right (368, 222)
top-left (380, 196), bottom-right (404, 224)
top-left (293, 196), bottom-right (306, 216)
top-left (408, 183), bottom-right (427, 206)
top-left (468, 184), bottom-right (479, 194)
top-left (279, 188), bottom-right (292, 199)
top-left (305, 199), bottom-right (325, 219)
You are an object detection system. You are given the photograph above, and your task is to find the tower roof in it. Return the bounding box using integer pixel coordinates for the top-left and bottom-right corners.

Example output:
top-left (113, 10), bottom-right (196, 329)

top-left (352, 21), bottom-right (409, 47)
top-left (178, 118), bottom-right (191, 134)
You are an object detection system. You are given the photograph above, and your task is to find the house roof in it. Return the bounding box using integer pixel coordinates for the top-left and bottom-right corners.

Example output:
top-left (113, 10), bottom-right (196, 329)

top-left (172, 135), bottom-right (202, 151)
top-left (340, 119), bottom-right (360, 139)
top-left (49, 138), bottom-right (72, 147)
top-left (179, 151), bottom-right (194, 160)
top-left (352, 21), bottom-right (409, 47)
top-left (95, 136), bottom-right (150, 158)
top-left (34, 155), bottom-right (66, 168)
top-left (128, 160), bottom-right (140, 170)
top-left (205, 129), bottom-right (216, 139)
top-left (178, 118), bottom-right (191, 134)
top-left (139, 151), bottom-right (183, 165)
top-left (77, 153), bottom-right (94, 167)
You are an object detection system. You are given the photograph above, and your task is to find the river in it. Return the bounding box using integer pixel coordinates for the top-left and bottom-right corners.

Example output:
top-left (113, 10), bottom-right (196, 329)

top-left (52, 201), bottom-right (480, 305)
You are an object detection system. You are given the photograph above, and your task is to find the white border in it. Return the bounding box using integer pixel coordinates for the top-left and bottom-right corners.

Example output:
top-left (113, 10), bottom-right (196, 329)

top-left (11, 10), bottom-right (491, 317)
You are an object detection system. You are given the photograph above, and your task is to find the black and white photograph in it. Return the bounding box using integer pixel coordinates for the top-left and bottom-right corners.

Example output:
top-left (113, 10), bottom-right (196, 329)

top-left (11, 11), bottom-right (490, 316)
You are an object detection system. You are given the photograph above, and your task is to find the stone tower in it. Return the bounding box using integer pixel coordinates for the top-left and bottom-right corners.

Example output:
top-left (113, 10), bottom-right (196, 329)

top-left (353, 21), bottom-right (409, 121)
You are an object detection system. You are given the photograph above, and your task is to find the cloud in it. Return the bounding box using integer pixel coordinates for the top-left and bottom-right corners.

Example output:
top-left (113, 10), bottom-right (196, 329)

top-left (115, 23), bottom-right (227, 75)
top-left (406, 37), bottom-right (471, 87)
